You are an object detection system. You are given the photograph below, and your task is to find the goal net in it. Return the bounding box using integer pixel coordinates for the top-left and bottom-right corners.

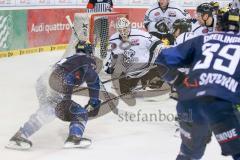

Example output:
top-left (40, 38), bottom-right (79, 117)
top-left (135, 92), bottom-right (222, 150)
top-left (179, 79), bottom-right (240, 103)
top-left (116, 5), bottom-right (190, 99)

top-left (63, 12), bottom-right (128, 59)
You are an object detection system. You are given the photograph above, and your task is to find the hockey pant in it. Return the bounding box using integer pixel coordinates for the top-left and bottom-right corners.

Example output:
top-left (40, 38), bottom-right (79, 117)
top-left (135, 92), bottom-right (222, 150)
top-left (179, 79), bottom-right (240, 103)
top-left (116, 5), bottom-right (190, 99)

top-left (176, 97), bottom-right (240, 159)
top-left (20, 67), bottom-right (88, 138)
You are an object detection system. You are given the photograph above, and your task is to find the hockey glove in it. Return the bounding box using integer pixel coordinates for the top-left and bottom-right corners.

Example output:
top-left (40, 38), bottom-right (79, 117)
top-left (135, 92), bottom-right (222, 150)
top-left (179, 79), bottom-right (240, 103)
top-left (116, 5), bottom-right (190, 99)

top-left (105, 62), bottom-right (115, 74)
top-left (85, 98), bottom-right (101, 117)
top-left (155, 20), bottom-right (170, 34)
top-left (156, 64), bottom-right (186, 87)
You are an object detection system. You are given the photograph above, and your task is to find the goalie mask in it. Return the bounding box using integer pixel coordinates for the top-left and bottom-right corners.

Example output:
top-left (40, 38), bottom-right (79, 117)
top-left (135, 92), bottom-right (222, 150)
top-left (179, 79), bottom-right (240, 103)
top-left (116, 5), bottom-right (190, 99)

top-left (116, 17), bottom-right (131, 41)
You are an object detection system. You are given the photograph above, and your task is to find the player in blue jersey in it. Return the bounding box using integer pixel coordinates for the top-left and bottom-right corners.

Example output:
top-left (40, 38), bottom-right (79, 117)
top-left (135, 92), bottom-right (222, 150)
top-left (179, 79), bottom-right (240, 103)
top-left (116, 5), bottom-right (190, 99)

top-left (48, 40), bottom-right (101, 148)
top-left (155, 9), bottom-right (240, 160)
top-left (6, 41), bottom-right (101, 149)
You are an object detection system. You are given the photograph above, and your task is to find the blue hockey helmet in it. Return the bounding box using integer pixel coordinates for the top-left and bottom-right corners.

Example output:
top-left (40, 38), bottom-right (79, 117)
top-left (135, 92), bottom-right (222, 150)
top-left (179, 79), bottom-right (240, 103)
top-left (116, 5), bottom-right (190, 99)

top-left (172, 18), bottom-right (192, 35)
top-left (75, 40), bottom-right (93, 55)
top-left (197, 3), bottom-right (214, 16)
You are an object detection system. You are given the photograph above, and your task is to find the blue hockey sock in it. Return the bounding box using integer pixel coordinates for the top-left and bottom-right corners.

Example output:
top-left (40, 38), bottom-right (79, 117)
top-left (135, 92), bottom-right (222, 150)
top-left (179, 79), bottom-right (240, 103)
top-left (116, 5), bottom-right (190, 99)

top-left (69, 121), bottom-right (86, 137)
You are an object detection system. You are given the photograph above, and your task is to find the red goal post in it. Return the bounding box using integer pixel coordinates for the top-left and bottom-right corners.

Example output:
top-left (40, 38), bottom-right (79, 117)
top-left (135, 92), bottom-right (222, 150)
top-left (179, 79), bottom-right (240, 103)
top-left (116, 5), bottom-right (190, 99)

top-left (63, 12), bottom-right (128, 59)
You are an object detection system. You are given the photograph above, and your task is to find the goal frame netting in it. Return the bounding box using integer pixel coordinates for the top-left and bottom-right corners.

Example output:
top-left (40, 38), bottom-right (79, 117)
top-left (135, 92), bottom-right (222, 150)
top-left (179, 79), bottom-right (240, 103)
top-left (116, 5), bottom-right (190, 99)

top-left (63, 12), bottom-right (128, 59)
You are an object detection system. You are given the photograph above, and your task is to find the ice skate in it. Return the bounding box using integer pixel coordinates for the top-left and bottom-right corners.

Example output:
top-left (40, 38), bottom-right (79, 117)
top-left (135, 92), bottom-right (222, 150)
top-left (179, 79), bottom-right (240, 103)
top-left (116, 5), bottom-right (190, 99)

top-left (5, 131), bottom-right (32, 150)
top-left (64, 135), bottom-right (92, 149)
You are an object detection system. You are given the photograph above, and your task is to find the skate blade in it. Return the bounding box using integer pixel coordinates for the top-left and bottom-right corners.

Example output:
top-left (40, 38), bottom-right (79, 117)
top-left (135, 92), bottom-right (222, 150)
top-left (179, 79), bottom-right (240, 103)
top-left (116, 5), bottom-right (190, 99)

top-left (64, 138), bottom-right (92, 149)
top-left (5, 141), bottom-right (31, 150)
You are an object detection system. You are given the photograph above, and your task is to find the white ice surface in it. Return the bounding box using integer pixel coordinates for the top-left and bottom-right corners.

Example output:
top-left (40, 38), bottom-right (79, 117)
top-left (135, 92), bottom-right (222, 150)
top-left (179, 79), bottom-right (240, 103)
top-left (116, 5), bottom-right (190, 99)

top-left (0, 51), bottom-right (231, 160)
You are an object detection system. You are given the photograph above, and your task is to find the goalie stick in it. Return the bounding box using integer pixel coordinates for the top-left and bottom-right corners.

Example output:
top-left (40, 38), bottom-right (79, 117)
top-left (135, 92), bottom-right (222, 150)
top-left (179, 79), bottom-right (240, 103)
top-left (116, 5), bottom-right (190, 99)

top-left (73, 74), bottom-right (126, 93)
top-left (73, 65), bottom-right (158, 93)
top-left (99, 84), bottom-right (170, 106)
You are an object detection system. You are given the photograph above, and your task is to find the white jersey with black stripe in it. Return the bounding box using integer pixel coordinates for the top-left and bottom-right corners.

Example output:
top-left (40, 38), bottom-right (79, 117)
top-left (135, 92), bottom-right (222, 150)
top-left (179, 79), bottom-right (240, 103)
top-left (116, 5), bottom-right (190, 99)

top-left (191, 21), bottom-right (212, 36)
top-left (106, 29), bottom-right (159, 78)
top-left (175, 32), bottom-right (196, 45)
top-left (144, 2), bottom-right (190, 33)
top-left (175, 22), bottom-right (215, 73)
top-left (176, 19), bottom-right (216, 45)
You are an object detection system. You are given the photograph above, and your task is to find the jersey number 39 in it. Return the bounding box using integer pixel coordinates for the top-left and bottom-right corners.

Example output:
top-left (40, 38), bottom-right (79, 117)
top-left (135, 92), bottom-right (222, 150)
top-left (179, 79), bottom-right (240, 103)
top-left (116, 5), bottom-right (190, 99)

top-left (193, 43), bottom-right (240, 75)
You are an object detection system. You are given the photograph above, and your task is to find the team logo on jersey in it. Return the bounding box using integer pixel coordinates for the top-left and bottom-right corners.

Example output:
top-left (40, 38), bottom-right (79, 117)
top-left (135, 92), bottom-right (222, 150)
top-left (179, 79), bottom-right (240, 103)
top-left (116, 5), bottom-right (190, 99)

top-left (123, 49), bottom-right (136, 67)
top-left (154, 12), bottom-right (161, 17)
top-left (130, 39), bottom-right (140, 46)
top-left (168, 11), bottom-right (176, 17)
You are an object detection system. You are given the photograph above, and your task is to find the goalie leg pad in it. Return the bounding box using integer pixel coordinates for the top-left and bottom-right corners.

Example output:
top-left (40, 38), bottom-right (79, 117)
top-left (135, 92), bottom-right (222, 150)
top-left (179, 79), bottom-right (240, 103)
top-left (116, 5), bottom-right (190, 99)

top-left (55, 100), bottom-right (88, 122)
top-left (119, 77), bottom-right (139, 94)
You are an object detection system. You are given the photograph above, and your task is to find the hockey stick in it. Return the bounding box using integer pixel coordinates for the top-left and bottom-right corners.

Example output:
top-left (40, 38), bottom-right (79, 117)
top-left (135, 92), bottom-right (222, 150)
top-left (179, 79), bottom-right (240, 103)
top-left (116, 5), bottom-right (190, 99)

top-left (66, 15), bottom-right (132, 116)
top-left (100, 86), bottom-right (143, 106)
top-left (73, 65), bottom-right (158, 93)
top-left (73, 74), bottom-right (124, 93)
top-left (100, 84), bottom-right (170, 106)
top-left (66, 15), bottom-right (81, 41)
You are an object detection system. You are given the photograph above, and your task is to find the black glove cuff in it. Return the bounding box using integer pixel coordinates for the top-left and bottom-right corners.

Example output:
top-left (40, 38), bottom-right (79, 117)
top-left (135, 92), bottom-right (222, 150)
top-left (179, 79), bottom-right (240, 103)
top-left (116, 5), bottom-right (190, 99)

top-left (173, 72), bottom-right (186, 87)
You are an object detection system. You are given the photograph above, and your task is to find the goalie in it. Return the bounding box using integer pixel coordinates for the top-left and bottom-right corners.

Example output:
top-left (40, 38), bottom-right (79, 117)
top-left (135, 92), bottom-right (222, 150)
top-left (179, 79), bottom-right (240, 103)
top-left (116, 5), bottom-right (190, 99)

top-left (105, 17), bottom-right (164, 95)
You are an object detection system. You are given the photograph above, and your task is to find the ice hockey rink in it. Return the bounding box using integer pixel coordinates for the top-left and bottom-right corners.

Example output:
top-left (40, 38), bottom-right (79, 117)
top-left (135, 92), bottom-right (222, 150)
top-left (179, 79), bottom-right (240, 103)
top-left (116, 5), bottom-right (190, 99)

top-left (0, 50), bottom-right (232, 160)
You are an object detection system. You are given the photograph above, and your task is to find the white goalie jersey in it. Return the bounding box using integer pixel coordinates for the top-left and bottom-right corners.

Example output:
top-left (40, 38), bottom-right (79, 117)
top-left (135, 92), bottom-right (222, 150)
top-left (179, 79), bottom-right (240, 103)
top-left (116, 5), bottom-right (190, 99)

top-left (105, 28), bottom-right (161, 78)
